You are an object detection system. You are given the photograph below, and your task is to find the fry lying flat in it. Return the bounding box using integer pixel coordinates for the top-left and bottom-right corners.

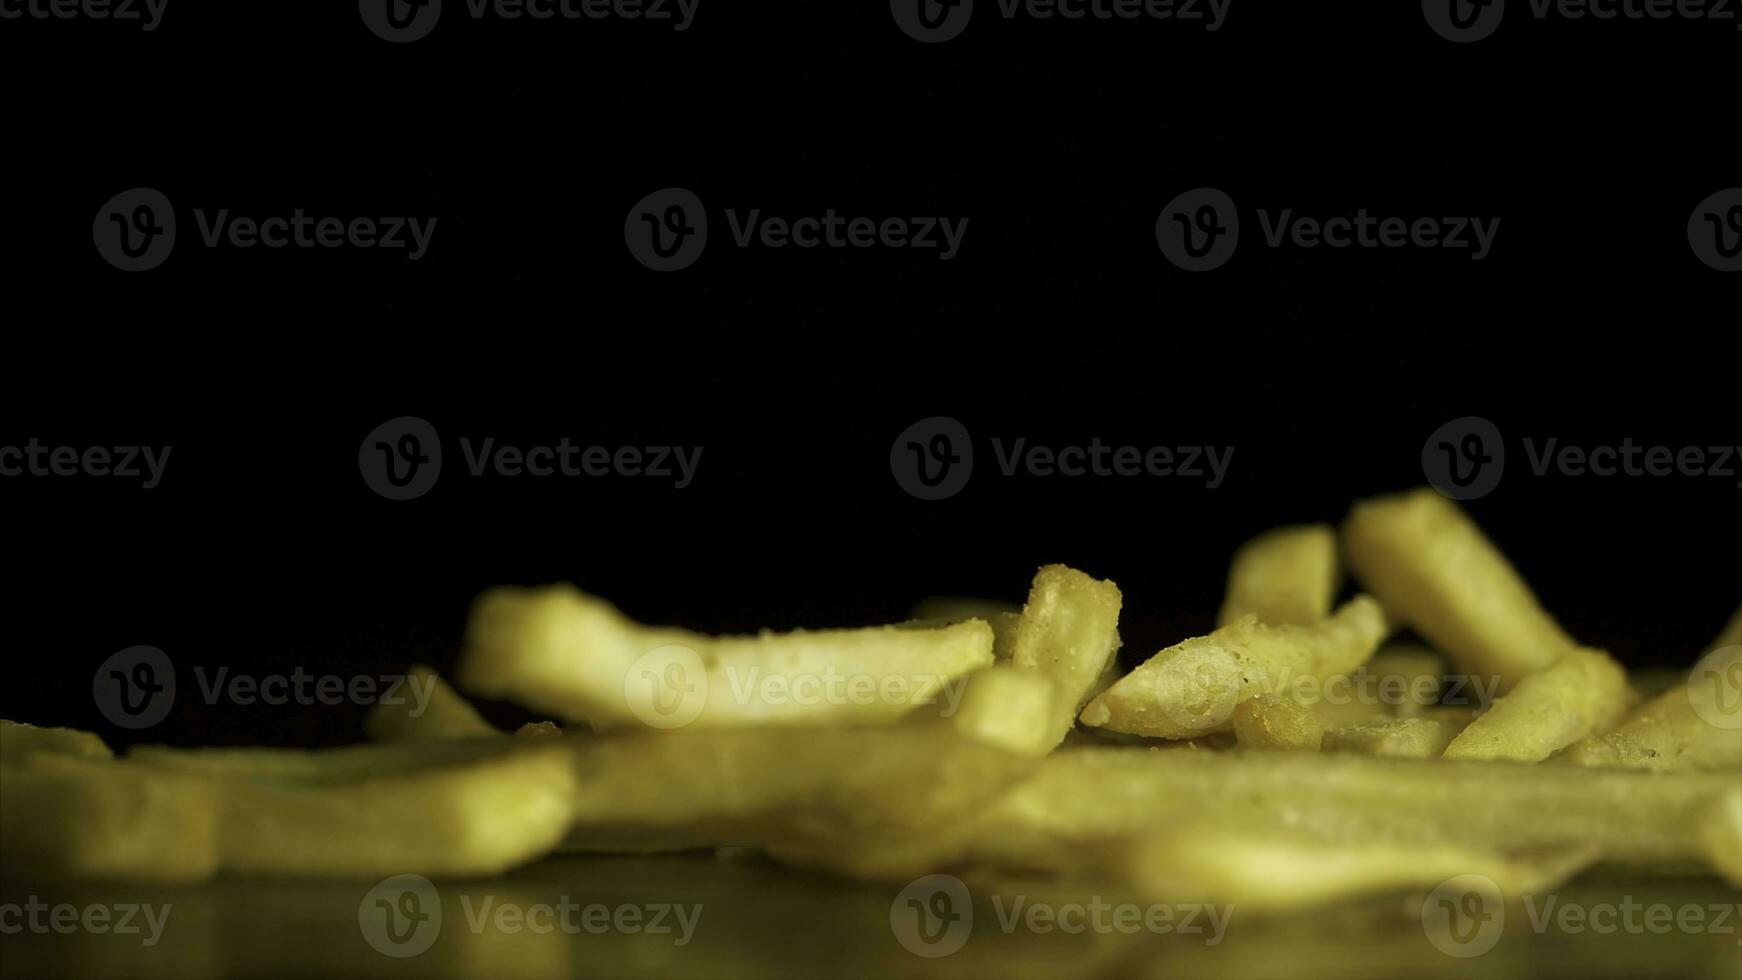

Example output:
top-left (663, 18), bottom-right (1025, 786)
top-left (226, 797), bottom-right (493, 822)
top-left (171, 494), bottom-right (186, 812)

top-left (457, 584), bottom-right (994, 730)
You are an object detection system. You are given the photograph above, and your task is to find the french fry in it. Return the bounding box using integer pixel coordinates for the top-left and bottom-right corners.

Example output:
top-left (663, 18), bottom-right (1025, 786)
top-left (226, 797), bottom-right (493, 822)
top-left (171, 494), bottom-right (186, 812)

top-left (910, 597), bottom-right (1022, 659)
top-left (1216, 524), bottom-right (1340, 627)
top-left (125, 739), bottom-right (579, 878)
top-left (0, 719), bottom-right (113, 766)
top-left (1560, 643), bottom-right (1742, 771)
top-left (914, 746), bottom-right (1742, 881)
top-left (1079, 596), bottom-right (1388, 739)
top-left (363, 664), bottom-right (503, 741)
top-left (0, 752), bottom-right (219, 881)
top-left (1443, 647), bottom-right (1631, 763)
top-left (1700, 786), bottom-right (1742, 886)
top-left (1008, 565), bottom-right (1123, 749)
top-left (1321, 716), bottom-right (1462, 758)
top-left (1231, 695), bottom-right (1324, 750)
top-left (456, 584), bottom-right (994, 730)
top-left (1717, 605), bottom-right (1742, 649)
top-left (1343, 488), bottom-right (1575, 691)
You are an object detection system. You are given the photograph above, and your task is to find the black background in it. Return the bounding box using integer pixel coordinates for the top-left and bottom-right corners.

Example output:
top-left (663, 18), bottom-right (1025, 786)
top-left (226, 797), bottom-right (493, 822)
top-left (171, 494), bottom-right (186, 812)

top-left (1, 1), bottom-right (1736, 750)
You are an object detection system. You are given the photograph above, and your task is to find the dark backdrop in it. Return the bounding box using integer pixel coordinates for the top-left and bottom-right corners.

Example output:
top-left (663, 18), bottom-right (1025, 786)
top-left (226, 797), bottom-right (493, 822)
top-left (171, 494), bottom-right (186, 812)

top-left (2, 2), bottom-right (1736, 749)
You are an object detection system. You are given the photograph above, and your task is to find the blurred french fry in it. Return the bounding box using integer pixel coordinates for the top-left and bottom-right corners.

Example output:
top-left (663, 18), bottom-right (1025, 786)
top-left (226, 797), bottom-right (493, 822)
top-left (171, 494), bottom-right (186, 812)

top-left (125, 739), bottom-right (579, 878)
top-left (1560, 643), bottom-right (1742, 771)
top-left (910, 597), bottom-right (1022, 659)
top-left (1343, 488), bottom-right (1575, 691)
top-left (923, 747), bottom-right (1741, 879)
top-left (1699, 786), bottom-right (1742, 886)
top-left (457, 584), bottom-right (994, 730)
top-left (1217, 524), bottom-right (1340, 627)
top-left (0, 753), bottom-right (219, 881)
top-left (1717, 605), bottom-right (1742, 649)
top-left (1079, 596), bottom-right (1388, 739)
top-left (0, 719), bottom-right (113, 766)
top-left (363, 664), bottom-right (503, 741)
top-left (1008, 565), bottom-right (1123, 748)
top-left (1321, 716), bottom-right (1462, 758)
top-left (1443, 647), bottom-right (1631, 763)
top-left (1114, 827), bottom-right (1599, 913)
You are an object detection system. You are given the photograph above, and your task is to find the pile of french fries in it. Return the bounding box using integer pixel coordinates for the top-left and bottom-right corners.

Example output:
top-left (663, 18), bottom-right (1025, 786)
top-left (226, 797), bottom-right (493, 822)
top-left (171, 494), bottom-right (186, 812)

top-left (3, 487), bottom-right (1738, 914)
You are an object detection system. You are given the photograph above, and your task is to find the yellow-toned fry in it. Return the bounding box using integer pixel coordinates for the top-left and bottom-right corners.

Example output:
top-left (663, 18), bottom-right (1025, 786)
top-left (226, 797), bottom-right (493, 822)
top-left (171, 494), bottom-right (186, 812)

top-left (1322, 717), bottom-right (1461, 758)
top-left (1115, 827), bottom-right (1598, 913)
top-left (1231, 695), bottom-right (1324, 750)
top-left (0, 753), bottom-right (218, 881)
top-left (1443, 647), bottom-right (1631, 763)
top-left (364, 664), bottom-right (502, 741)
top-left (457, 584), bottom-right (994, 730)
top-left (911, 597), bottom-right (1022, 659)
top-left (884, 746), bottom-right (1742, 880)
top-left (0, 719), bottom-right (113, 767)
top-left (1699, 787), bottom-right (1742, 886)
top-left (1217, 524), bottom-right (1340, 627)
top-left (1079, 596), bottom-right (1388, 739)
top-left (1560, 644), bottom-right (1742, 771)
top-left (1343, 488), bottom-right (1575, 690)
top-left (125, 739), bottom-right (579, 878)
top-left (1008, 565), bottom-right (1123, 749)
